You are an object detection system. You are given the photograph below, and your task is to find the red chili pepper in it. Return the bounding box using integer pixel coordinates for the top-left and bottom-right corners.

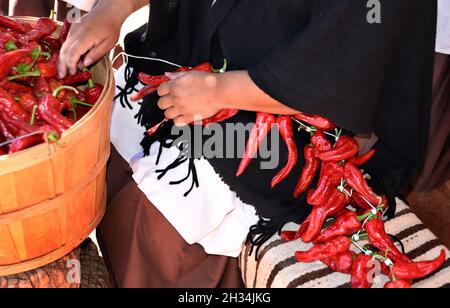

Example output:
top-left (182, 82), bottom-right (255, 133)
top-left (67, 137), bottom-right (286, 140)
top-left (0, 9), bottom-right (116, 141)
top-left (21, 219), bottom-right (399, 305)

top-left (18, 93), bottom-right (38, 114)
top-left (0, 49), bottom-right (30, 80)
top-left (0, 80), bottom-right (33, 95)
top-left (292, 113), bottom-right (336, 131)
top-left (18, 17), bottom-right (57, 43)
top-left (271, 116), bottom-right (297, 188)
top-left (59, 19), bottom-right (72, 44)
top-left (0, 16), bottom-right (27, 33)
top-left (310, 130), bottom-right (332, 152)
top-left (130, 85), bottom-right (157, 101)
top-left (392, 250), bottom-right (446, 280)
top-left (236, 112), bottom-right (276, 177)
top-left (39, 36), bottom-right (61, 52)
top-left (0, 87), bottom-right (31, 122)
top-left (321, 250), bottom-right (356, 274)
top-left (138, 73), bottom-right (170, 87)
top-left (147, 118), bottom-right (169, 137)
top-left (34, 76), bottom-right (51, 98)
top-left (307, 162), bottom-right (344, 206)
top-left (293, 145), bottom-right (320, 198)
top-left (35, 60), bottom-right (57, 79)
top-left (315, 211), bottom-right (363, 243)
top-left (351, 254), bottom-right (375, 288)
top-left (302, 189), bottom-right (349, 242)
top-left (60, 71), bottom-right (92, 86)
top-left (38, 93), bottom-right (73, 134)
top-left (8, 131), bottom-right (43, 154)
top-left (384, 280), bottom-right (411, 288)
top-left (317, 136), bottom-right (359, 162)
top-left (0, 32), bottom-right (17, 50)
top-left (85, 79), bottom-right (104, 105)
top-left (349, 149), bottom-right (376, 166)
top-left (295, 236), bottom-right (351, 263)
top-left (365, 218), bottom-right (411, 264)
top-left (0, 114), bottom-right (17, 140)
top-left (344, 162), bottom-right (380, 207)
top-left (200, 109), bottom-right (239, 126)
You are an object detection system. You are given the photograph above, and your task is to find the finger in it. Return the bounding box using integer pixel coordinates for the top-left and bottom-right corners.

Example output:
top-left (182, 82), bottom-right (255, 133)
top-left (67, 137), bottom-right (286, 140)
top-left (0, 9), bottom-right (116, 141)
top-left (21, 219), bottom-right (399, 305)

top-left (59, 32), bottom-right (97, 77)
top-left (165, 71), bottom-right (187, 80)
top-left (157, 96), bottom-right (174, 110)
top-left (157, 82), bottom-right (171, 97)
top-left (173, 116), bottom-right (190, 127)
top-left (83, 39), bottom-right (111, 67)
top-left (164, 107), bottom-right (182, 120)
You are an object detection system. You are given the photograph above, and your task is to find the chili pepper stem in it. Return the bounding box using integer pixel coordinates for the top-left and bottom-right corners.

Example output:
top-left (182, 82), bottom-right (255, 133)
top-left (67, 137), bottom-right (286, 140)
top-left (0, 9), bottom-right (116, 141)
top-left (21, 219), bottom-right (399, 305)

top-left (7, 69), bottom-right (41, 81)
top-left (53, 85), bottom-right (79, 98)
top-left (212, 59), bottom-right (228, 74)
top-left (88, 78), bottom-right (95, 89)
top-left (71, 97), bottom-right (94, 108)
top-left (30, 105), bottom-right (38, 125)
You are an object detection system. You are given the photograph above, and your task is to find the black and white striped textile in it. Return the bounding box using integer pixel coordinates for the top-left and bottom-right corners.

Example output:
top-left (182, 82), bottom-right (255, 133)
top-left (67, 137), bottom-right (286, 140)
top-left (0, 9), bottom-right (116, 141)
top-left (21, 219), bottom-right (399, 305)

top-left (240, 199), bottom-right (450, 288)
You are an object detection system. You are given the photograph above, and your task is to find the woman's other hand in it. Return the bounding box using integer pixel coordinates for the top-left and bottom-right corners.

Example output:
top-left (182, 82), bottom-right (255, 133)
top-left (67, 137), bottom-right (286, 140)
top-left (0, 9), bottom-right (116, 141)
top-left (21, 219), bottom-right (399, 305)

top-left (57, 1), bottom-right (130, 78)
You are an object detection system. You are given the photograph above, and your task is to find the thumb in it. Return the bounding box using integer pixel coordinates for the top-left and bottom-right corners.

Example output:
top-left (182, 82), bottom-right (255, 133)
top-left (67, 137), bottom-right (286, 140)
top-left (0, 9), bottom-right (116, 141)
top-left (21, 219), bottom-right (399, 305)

top-left (165, 71), bottom-right (187, 80)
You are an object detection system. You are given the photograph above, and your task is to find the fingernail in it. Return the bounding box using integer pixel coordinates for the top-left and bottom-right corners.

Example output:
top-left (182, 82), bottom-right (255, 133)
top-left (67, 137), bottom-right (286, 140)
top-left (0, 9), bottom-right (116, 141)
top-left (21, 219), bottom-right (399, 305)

top-left (84, 57), bottom-right (93, 67)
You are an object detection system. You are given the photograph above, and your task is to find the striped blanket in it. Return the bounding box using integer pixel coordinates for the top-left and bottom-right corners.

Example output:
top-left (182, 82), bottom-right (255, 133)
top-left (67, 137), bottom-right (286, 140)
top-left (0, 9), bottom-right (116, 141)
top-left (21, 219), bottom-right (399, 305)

top-left (240, 199), bottom-right (450, 288)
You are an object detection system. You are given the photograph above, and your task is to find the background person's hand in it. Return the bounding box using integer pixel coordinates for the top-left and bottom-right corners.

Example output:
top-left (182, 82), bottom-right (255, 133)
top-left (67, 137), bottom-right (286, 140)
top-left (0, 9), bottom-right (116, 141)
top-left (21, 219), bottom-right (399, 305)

top-left (157, 72), bottom-right (224, 126)
top-left (58, 2), bottom-right (128, 78)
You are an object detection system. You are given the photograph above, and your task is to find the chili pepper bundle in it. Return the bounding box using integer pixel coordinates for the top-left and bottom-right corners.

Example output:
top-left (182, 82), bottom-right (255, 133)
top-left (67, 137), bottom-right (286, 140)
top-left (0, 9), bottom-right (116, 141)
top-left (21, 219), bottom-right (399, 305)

top-left (295, 236), bottom-right (351, 263)
top-left (271, 116), bottom-right (297, 188)
top-left (236, 112), bottom-right (276, 177)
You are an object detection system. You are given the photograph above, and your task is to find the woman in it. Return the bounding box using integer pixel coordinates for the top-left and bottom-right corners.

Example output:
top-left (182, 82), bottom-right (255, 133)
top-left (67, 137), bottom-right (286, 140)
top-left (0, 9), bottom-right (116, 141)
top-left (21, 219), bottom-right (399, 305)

top-left (58, 0), bottom-right (437, 288)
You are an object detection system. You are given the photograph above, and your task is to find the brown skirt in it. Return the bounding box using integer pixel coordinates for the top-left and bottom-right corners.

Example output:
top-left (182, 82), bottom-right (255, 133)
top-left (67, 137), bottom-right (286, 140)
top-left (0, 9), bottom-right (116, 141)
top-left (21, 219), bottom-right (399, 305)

top-left (96, 147), bottom-right (244, 288)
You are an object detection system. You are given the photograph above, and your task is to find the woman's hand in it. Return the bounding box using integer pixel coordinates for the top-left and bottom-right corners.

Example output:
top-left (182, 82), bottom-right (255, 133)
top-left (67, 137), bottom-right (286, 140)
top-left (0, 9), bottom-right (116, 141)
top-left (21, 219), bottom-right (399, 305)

top-left (157, 72), bottom-right (223, 126)
top-left (58, 1), bottom-right (130, 78)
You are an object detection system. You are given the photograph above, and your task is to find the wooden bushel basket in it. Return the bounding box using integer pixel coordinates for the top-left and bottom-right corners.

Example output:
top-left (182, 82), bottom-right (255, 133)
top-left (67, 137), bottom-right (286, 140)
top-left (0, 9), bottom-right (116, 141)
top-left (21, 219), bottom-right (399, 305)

top-left (0, 17), bottom-right (115, 276)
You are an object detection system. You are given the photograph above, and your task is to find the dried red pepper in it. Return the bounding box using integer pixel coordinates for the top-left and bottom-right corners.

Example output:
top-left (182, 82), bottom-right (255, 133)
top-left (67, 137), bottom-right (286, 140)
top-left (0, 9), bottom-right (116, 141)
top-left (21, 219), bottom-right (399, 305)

top-left (344, 162), bottom-right (380, 207)
top-left (18, 17), bottom-right (57, 44)
top-left (302, 189), bottom-right (349, 242)
top-left (85, 79), bottom-right (104, 105)
top-left (0, 87), bottom-right (31, 122)
top-left (293, 145), bottom-right (320, 198)
top-left (271, 116), bottom-right (297, 187)
top-left (307, 162), bottom-right (344, 206)
top-left (392, 250), bottom-right (446, 280)
top-left (60, 71), bottom-right (92, 86)
top-left (236, 112), bottom-right (276, 177)
top-left (295, 236), bottom-right (351, 263)
top-left (0, 16), bottom-right (26, 33)
top-left (0, 49), bottom-right (30, 80)
top-left (317, 136), bottom-right (359, 162)
top-left (35, 53), bottom-right (58, 79)
top-left (349, 149), bottom-right (376, 166)
top-left (321, 250), bottom-right (356, 274)
top-left (34, 76), bottom-right (51, 98)
top-left (37, 93), bottom-right (73, 134)
top-left (200, 109), bottom-right (239, 126)
top-left (351, 254), bottom-right (375, 289)
top-left (365, 218), bottom-right (411, 264)
top-left (292, 113), bottom-right (336, 131)
top-left (59, 19), bottom-right (72, 44)
top-left (315, 210), bottom-right (363, 243)
top-left (310, 130), bottom-right (332, 152)
top-left (18, 93), bottom-right (38, 114)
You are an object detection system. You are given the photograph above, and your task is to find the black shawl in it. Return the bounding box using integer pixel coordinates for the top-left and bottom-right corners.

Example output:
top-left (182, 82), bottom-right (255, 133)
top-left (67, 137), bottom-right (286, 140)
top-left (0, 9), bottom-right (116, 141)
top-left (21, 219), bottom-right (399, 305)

top-left (116, 0), bottom-right (437, 245)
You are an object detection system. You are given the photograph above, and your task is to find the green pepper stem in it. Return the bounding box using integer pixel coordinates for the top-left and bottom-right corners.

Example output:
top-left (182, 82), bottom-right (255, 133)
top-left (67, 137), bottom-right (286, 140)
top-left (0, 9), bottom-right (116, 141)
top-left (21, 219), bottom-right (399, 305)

top-left (71, 97), bottom-right (94, 108)
top-left (88, 78), bottom-right (95, 89)
top-left (47, 131), bottom-right (60, 144)
top-left (30, 105), bottom-right (38, 125)
top-left (8, 69), bottom-right (41, 81)
top-left (53, 85), bottom-right (79, 98)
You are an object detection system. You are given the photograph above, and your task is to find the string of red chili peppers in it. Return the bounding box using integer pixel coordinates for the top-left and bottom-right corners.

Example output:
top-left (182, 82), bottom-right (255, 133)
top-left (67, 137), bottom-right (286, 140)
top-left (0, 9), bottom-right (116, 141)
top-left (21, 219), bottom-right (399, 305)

top-left (127, 58), bottom-right (447, 288)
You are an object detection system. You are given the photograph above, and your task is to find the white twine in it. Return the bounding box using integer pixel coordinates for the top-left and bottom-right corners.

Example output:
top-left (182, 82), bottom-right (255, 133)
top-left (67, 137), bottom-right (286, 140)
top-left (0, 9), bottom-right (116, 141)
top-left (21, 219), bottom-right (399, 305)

top-left (112, 51), bottom-right (182, 69)
top-left (0, 130), bottom-right (45, 148)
